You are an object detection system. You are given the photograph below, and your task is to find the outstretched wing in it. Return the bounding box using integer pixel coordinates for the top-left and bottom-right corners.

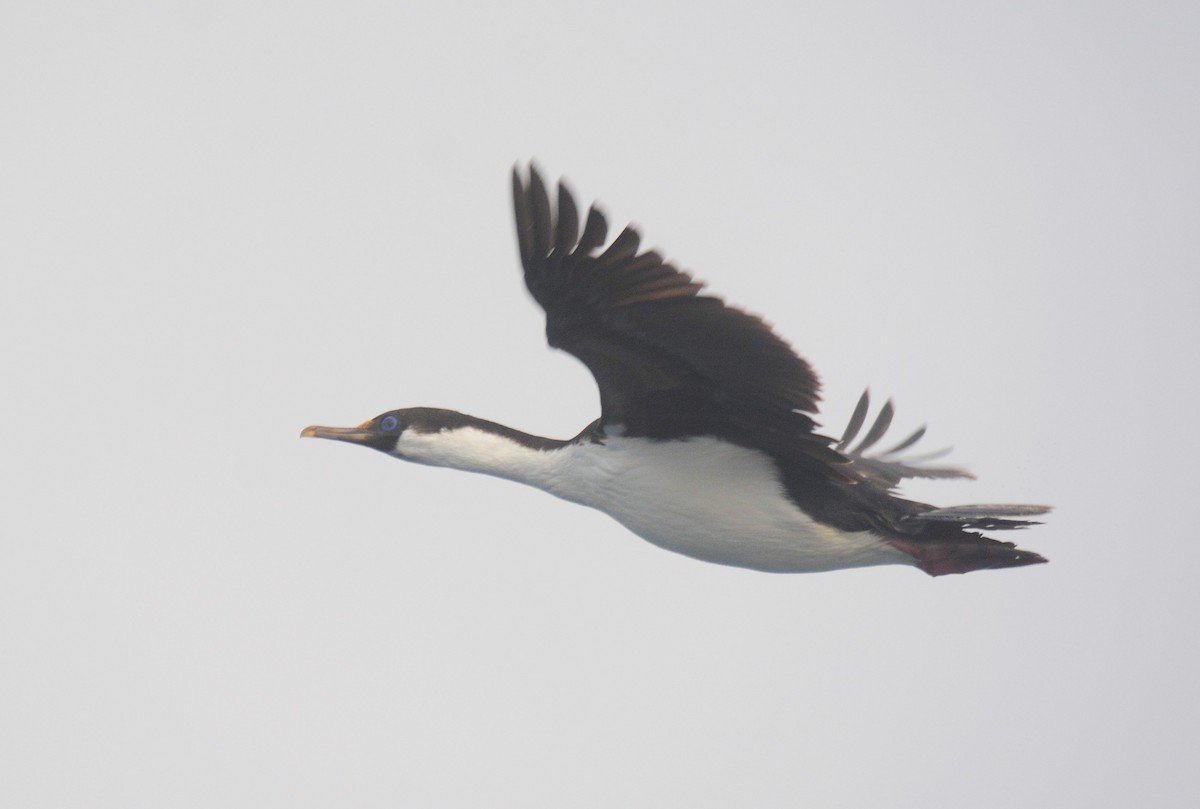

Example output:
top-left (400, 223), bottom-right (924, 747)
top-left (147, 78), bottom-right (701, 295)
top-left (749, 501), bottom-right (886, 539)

top-left (512, 164), bottom-right (838, 468)
top-left (836, 389), bottom-right (973, 488)
top-left (511, 164), bottom-right (1049, 569)
top-left (829, 389), bottom-right (1050, 535)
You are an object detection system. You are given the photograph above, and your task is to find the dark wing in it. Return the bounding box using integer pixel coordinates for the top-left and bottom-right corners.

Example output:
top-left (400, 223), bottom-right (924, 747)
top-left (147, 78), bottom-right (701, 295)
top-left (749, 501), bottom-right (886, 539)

top-left (512, 164), bottom-right (841, 470)
top-left (836, 389), bottom-right (974, 488)
top-left (511, 165), bottom-right (1050, 568)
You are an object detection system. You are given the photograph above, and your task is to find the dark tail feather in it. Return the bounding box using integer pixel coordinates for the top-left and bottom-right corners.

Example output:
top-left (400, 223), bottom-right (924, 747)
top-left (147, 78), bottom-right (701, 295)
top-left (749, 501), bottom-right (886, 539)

top-left (915, 503), bottom-right (1052, 531)
top-left (885, 532), bottom-right (1049, 576)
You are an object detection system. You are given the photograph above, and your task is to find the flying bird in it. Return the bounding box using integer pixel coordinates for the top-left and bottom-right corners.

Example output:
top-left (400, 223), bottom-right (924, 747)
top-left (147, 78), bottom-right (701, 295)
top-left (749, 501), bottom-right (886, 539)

top-left (303, 165), bottom-right (1048, 575)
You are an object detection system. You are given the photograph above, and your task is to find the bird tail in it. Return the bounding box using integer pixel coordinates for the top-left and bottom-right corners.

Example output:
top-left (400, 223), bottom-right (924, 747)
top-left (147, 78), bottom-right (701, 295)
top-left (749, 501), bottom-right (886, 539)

top-left (886, 504), bottom-right (1051, 576)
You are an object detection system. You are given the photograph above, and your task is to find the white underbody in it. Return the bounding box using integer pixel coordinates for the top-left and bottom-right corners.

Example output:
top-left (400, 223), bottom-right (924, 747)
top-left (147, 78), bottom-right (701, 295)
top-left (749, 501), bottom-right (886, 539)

top-left (394, 426), bottom-right (914, 573)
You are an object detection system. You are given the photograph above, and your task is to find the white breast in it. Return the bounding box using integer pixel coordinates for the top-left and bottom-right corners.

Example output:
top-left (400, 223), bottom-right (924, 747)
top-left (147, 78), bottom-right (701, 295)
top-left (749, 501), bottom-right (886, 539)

top-left (395, 427), bottom-right (911, 573)
top-left (542, 437), bottom-right (910, 573)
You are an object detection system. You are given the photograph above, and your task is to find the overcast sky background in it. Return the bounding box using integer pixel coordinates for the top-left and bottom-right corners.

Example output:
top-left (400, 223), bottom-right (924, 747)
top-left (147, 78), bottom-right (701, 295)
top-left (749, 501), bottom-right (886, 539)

top-left (3, 1), bottom-right (1198, 807)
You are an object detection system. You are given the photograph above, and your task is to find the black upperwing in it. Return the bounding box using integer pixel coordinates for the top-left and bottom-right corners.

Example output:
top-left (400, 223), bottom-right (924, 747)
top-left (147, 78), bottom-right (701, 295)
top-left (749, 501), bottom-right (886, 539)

top-left (511, 164), bottom-right (843, 474)
top-left (510, 164), bottom-right (1049, 570)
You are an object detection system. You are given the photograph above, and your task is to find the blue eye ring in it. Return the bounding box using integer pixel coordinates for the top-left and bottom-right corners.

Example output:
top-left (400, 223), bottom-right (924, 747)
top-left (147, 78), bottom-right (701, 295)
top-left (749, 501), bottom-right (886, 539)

top-left (380, 415), bottom-right (399, 432)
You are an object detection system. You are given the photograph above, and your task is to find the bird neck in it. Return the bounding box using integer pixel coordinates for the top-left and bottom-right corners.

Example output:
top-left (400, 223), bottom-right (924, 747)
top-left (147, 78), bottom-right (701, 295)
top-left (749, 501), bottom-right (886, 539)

top-left (394, 423), bottom-right (568, 488)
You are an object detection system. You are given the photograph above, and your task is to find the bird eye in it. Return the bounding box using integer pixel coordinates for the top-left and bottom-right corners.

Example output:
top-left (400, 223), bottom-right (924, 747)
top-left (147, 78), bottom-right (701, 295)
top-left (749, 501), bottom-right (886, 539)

top-left (380, 415), bottom-right (399, 432)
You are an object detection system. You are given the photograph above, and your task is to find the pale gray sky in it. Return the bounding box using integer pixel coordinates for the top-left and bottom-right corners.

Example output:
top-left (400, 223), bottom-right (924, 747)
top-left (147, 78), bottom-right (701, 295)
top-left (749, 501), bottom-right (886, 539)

top-left (3, 1), bottom-right (1198, 806)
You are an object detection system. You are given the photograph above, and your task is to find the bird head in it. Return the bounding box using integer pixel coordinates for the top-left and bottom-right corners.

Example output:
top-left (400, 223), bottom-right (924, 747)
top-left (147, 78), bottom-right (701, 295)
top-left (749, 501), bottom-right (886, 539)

top-left (300, 410), bottom-right (411, 455)
top-left (301, 407), bottom-right (483, 459)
